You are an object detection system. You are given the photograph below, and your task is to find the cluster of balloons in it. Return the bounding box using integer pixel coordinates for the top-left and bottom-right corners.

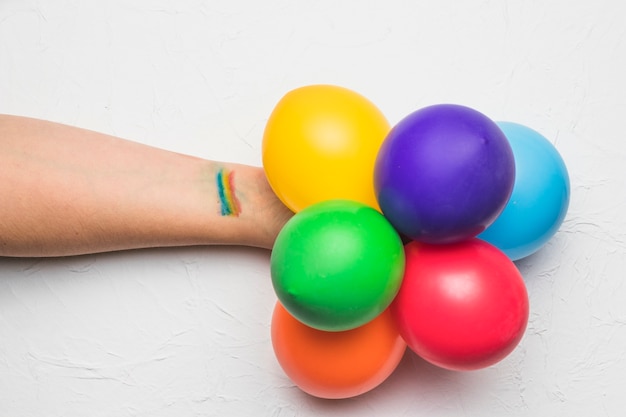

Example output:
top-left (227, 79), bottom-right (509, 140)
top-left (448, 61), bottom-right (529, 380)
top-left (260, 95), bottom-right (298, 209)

top-left (262, 85), bottom-right (570, 399)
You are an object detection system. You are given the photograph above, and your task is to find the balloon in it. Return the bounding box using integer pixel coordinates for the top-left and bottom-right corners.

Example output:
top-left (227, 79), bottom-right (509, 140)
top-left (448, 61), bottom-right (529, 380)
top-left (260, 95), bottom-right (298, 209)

top-left (478, 122), bottom-right (570, 260)
top-left (374, 104), bottom-right (515, 244)
top-left (391, 239), bottom-right (529, 371)
top-left (263, 84), bottom-right (390, 212)
top-left (271, 302), bottom-right (406, 399)
top-left (271, 199), bottom-right (405, 332)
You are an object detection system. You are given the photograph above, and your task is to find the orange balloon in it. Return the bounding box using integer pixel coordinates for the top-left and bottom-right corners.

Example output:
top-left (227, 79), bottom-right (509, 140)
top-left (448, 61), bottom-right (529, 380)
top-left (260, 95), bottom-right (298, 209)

top-left (262, 84), bottom-right (390, 212)
top-left (271, 301), bottom-right (406, 399)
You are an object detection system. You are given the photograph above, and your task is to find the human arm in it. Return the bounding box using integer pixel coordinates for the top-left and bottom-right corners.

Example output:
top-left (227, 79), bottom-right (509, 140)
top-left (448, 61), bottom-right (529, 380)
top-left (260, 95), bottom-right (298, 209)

top-left (0, 114), bottom-right (293, 257)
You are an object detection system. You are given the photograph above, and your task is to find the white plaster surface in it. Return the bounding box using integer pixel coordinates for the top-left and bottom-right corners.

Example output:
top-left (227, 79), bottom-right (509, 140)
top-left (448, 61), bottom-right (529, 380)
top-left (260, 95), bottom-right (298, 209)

top-left (1, 0), bottom-right (625, 415)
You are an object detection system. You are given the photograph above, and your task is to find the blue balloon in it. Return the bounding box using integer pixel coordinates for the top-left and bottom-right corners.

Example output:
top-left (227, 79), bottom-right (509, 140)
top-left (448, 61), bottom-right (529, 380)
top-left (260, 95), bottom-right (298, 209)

top-left (478, 122), bottom-right (570, 261)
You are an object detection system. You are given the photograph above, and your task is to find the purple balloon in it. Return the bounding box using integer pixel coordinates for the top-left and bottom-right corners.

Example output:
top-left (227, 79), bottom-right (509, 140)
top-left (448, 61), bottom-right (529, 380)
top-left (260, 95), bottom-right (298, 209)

top-left (374, 104), bottom-right (515, 244)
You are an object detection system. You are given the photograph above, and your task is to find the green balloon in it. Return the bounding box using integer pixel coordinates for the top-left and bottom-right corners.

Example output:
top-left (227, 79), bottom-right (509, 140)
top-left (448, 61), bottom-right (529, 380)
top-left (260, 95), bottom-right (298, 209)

top-left (271, 199), bottom-right (405, 331)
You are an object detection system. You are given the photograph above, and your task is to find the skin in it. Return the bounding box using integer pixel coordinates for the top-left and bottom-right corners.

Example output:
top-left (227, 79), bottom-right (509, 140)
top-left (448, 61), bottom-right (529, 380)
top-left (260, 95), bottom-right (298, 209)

top-left (0, 114), bottom-right (294, 257)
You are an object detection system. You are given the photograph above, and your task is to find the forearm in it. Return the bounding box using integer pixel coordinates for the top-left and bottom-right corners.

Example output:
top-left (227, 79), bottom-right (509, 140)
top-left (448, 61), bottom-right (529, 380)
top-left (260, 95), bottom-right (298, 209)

top-left (0, 115), bottom-right (293, 257)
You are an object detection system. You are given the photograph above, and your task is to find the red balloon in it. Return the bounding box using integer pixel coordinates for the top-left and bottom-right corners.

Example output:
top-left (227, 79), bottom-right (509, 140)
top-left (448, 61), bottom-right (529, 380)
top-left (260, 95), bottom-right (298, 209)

top-left (391, 239), bottom-right (529, 371)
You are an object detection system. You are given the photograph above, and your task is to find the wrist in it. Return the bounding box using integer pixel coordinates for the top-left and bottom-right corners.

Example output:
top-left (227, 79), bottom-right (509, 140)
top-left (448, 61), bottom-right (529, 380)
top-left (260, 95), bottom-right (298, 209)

top-left (194, 162), bottom-right (292, 249)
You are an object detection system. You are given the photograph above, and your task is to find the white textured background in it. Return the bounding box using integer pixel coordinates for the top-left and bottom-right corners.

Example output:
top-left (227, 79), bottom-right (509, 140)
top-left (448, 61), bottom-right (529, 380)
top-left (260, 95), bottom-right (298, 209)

top-left (1, 1), bottom-right (625, 415)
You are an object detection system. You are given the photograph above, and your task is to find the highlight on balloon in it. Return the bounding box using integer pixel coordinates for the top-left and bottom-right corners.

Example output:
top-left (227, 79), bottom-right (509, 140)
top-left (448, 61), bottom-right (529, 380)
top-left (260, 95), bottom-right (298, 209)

top-left (261, 84), bottom-right (570, 399)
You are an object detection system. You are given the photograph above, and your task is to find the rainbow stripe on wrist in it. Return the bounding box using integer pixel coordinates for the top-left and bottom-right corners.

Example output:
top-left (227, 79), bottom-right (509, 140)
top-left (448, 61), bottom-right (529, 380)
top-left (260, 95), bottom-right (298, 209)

top-left (216, 168), bottom-right (241, 217)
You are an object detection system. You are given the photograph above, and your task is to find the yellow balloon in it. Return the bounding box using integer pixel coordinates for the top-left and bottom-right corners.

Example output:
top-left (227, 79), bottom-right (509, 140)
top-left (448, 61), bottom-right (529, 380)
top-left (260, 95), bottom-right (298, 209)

top-left (262, 85), bottom-right (390, 212)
